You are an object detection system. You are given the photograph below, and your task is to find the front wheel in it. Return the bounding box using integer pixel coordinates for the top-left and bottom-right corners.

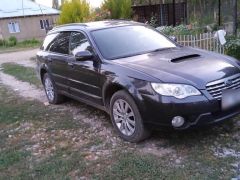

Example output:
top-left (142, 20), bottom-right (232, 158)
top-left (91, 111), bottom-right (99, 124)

top-left (43, 73), bottom-right (65, 104)
top-left (110, 90), bottom-right (151, 143)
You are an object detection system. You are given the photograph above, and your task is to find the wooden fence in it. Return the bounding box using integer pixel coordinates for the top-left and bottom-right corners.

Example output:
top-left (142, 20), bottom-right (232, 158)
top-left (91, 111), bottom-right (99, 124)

top-left (175, 32), bottom-right (225, 54)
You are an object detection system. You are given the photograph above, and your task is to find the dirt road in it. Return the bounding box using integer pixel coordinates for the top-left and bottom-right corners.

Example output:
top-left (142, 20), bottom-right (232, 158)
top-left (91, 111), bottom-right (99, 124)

top-left (0, 48), bottom-right (38, 67)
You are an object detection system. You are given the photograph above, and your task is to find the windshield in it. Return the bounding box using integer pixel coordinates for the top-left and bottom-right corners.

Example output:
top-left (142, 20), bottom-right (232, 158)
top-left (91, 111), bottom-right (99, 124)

top-left (91, 25), bottom-right (176, 60)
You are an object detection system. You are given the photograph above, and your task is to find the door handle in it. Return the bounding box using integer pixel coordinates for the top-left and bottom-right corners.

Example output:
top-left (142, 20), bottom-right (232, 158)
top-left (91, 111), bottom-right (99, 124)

top-left (68, 62), bottom-right (74, 68)
top-left (47, 57), bottom-right (52, 63)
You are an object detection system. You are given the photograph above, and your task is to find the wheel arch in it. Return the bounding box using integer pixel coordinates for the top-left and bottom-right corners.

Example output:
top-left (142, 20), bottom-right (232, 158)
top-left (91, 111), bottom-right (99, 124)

top-left (39, 64), bottom-right (51, 83)
top-left (40, 68), bottom-right (47, 83)
top-left (102, 79), bottom-right (145, 114)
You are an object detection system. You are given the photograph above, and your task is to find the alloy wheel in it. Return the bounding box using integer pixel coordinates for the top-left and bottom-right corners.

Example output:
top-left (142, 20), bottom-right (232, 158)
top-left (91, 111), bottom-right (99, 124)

top-left (113, 99), bottom-right (136, 136)
top-left (44, 77), bottom-right (54, 101)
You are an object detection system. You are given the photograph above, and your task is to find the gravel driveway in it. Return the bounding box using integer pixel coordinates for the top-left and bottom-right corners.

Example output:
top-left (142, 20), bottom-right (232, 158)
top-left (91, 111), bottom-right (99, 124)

top-left (0, 48), bottom-right (38, 66)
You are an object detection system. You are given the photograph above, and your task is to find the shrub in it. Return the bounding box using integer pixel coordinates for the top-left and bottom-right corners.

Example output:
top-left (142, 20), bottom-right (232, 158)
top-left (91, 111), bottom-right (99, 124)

top-left (149, 15), bottom-right (158, 28)
top-left (156, 26), bottom-right (174, 36)
top-left (8, 36), bottom-right (17, 45)
top-left (0, 39), bottom-right (8, 46)
top-left (225, 37), bottom-right (240, 60)
top-left (173, 24), bottom-right (191, 35)
top-left (6, 40), bottom-right (16, 47)
top-left (156, 25), bottom-right (191, 35)
top-left (20, 38), bottom-right (40, 45)
top-left (156, 25), bottom-right (205, 36)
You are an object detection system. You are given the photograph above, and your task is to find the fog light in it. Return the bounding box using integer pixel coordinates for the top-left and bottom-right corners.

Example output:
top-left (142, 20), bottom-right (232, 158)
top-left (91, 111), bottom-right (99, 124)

top-left (172, 116), bottom-right (185, 128)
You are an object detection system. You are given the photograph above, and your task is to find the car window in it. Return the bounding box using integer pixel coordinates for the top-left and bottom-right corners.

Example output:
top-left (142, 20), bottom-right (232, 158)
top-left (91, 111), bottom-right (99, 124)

top-left (70, 32), bottom-right (92, 56)
top-left (41, 33), bottom-right (59, 51)
top-left (48, 32), bottom-right (71, 55)
top-left (91, 25), bottom-right (176, 60)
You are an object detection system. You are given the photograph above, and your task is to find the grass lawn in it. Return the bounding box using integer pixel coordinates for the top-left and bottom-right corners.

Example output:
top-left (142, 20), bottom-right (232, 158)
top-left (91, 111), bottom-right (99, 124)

top-left (0, 41), bottom-right (41, 54)
top-left (1, 64), bottom-right (240, 179)
top-left (2, 63), bottom-right (41, 87)
top-left (0, 45), bottom-right (40, 54)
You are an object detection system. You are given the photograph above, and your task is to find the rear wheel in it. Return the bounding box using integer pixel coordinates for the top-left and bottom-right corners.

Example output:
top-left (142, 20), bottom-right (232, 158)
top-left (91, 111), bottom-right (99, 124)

top-left (43, 73), bottom-right (65, 104)
top-left (110, 90), bottom-right (151, 143)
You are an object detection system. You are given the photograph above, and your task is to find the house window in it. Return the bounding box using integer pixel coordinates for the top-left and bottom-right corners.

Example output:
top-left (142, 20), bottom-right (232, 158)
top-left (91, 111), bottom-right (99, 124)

top-left (40, 19), bottom-right (50, 30)
top-left (8, 22), bottom-right (20, 33)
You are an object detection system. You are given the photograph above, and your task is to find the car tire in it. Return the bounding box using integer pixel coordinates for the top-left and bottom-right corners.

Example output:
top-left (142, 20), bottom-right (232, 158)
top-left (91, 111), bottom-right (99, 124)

top-left (43, 73), bottom-right (65, 104)
top-left (110, 90), bottom-right (151, 143)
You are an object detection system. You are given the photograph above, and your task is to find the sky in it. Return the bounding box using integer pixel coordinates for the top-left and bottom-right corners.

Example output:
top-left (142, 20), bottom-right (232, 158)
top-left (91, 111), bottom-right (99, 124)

top-left (36, 0), bottom-right (104, 8)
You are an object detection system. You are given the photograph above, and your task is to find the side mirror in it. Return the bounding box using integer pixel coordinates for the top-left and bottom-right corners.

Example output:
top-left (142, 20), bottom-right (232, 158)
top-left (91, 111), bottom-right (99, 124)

top-left (169, 36), bottom-right (177, 42)
top-left (75, 50), bottom-right (93, 61)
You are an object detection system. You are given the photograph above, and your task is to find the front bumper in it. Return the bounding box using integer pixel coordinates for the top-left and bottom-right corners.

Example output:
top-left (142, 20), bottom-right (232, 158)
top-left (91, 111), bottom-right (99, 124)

top-left (140, 92), bottom-right (240, 129)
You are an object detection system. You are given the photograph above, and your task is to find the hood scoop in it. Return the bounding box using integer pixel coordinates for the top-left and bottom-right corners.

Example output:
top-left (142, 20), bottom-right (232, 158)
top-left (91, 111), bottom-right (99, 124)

top-left (170, 54), bottom-right (201, 63)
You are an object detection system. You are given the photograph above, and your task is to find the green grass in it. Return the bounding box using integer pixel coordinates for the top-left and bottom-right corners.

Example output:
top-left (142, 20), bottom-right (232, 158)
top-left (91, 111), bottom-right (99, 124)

top-left (101, 153), bottom-right (167, 179)
top-left (0, 86), bottom-right (87, 179)
top-left (0, 149), bottom-right (28, 170)
top-left (0, 74), bottom-right (240, 179)
top-left (2, 63), bottom-right (41, 87)
top-left (19, 150), bottom-right (86, 179)
top-left (100, 151), bottom-right (236, 180)
top-left (0, 40), bottom-right (41, 53)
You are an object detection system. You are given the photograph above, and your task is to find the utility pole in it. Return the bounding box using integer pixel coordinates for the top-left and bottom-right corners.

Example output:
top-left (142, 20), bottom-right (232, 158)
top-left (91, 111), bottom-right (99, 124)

top-left (52, 0), bottom-right (59, 9)
top-left (233, 0), bottom-right (238, 36)
top-left (22, 0), bottom-right (25, 16)
top-left (173, 0), bottom-right (176, 26)
top-left (218, 0), bottom-right (221, 27)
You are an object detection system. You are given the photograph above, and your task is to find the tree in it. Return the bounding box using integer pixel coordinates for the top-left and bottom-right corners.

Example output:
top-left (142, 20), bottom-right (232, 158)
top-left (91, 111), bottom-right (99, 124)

top-left (101, 0), bottom-right (132, 19)
top-left (58, 0), bottom-right (90, 25)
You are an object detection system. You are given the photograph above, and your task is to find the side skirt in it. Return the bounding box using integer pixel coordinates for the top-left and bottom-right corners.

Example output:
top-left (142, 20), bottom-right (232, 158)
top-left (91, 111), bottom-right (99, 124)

top-left (59, 90), bottom-right (109, 113)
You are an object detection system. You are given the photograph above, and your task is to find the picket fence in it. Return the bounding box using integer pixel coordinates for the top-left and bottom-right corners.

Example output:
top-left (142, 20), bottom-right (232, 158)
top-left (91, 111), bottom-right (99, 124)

top-left (175, 32), bottom-right (225, 54)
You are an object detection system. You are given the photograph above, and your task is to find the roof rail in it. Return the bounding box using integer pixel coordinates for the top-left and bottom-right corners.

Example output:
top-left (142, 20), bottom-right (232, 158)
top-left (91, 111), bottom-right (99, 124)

top-left (52, 23), bottom-right (88, 30)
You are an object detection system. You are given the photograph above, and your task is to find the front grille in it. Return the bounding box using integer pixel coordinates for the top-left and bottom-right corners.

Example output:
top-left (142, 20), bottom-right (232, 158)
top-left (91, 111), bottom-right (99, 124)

top-left (206, 74), bottom-right (240, 100)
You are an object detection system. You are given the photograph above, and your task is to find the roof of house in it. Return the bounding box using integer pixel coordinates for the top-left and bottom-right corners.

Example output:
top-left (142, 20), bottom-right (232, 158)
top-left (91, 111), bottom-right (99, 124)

top-left (0, 0), bottom-right (60, 19)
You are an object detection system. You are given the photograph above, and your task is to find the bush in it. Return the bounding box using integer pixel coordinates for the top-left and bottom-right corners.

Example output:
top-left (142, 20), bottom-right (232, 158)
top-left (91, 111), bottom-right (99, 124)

top-left (6, 40), bottom-right (16, 47)
top-left (0, 39), bottom-right (8, 46)
top-left (156, 25), bottom-right (204, 36)
top-left (20, 38), bottom-right (40, 45)
top-left (0, 38), bottom-right (40, 48)
top-left (225, 37), bottom-right (240, 60)
top-left (156, 26), bottom-right (174, 36)
top-left (156, 25), bottom-right (191, 35)
top-left (8, 36), bottom-right (17, 46)
top-left (149, 15), bottom-right (158, 28)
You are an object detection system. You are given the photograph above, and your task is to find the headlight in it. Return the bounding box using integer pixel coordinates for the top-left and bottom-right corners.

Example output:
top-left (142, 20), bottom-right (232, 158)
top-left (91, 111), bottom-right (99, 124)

top-left (151, 83), bottom-right (201, 99)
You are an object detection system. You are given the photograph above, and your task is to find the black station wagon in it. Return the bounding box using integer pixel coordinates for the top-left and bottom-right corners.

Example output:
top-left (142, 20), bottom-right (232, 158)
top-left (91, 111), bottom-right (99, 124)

top-left (37, 20), bottom-right (240, 142)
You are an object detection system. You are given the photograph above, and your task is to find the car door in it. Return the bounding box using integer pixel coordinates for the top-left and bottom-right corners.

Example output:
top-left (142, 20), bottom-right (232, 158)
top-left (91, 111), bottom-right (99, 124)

top-left (68, 31), bottom-right (102, 105)
top-left (46, 31), bottom-right (71, 93)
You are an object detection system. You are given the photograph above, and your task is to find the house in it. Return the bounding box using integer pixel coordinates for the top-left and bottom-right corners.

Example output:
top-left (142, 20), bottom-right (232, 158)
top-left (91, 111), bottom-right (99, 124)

top-left (0, 0), bottom-right (60, 41)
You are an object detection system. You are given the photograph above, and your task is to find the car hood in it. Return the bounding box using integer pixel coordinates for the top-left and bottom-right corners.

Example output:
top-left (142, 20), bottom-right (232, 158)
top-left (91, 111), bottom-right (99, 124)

top-left (114, 47), bottom-right (240, 89)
